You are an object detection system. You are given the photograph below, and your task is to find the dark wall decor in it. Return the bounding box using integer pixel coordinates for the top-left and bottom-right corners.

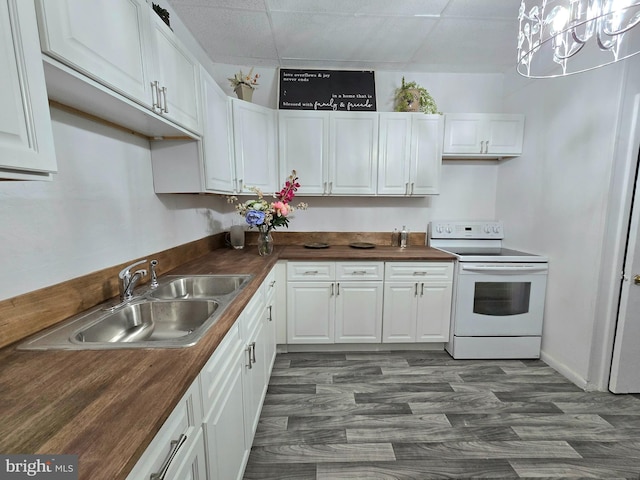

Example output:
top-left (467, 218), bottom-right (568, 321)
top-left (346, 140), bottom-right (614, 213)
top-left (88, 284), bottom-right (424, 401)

top-left (278, 69), bottom-right (376, 111)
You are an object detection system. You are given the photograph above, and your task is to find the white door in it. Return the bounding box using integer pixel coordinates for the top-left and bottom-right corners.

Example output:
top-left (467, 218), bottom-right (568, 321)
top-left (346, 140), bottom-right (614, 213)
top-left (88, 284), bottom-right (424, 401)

top-left (610, 96), bottom-right (640, 393)
top-left (416, 282), bottom-right (452, 342)
top-left (335, 282), bottom-right (383, 343)
top-left (278, 111), bottom-right (329, 195)
top-left (410, 115), bottom-right (442, 195)
top-left (377, 113), bottom-right (412, 195)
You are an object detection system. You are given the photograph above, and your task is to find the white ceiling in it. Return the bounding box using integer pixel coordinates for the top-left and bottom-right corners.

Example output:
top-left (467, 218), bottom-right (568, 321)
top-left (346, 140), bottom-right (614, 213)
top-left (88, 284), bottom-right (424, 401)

top-left (166, 0), bottom-right (521, 74)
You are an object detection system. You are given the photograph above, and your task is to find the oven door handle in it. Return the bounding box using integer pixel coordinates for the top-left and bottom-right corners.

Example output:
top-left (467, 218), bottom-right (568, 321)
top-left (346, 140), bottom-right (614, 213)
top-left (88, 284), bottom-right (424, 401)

top-left (460, 265), bottom-right (548, 274)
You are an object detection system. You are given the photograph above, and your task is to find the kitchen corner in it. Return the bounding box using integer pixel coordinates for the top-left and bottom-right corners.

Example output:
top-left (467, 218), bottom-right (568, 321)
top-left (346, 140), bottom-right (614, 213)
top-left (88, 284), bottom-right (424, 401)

top-left (0, 232), bottom-right (451, 480)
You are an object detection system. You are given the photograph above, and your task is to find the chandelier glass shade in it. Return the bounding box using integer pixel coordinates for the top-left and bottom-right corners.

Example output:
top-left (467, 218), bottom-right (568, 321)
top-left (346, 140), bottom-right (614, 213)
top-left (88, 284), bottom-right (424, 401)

top-left (517, 0), bottom-right (640, 78)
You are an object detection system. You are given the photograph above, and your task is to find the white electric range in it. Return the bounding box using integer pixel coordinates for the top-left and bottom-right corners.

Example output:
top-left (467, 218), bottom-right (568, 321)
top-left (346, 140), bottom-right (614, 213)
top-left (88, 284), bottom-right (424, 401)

top-left (429, 221), bottom-right (548, 359)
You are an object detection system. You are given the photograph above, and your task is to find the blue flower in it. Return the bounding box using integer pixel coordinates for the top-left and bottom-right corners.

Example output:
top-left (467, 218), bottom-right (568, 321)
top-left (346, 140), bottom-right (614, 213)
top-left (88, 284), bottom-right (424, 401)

top-left (245, 210), bottom-right (265, 227)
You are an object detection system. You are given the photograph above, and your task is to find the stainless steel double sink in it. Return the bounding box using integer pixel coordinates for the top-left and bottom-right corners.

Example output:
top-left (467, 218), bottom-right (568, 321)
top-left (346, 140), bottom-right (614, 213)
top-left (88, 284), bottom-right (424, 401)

top-left (18, 275), bottom-right (253, 350)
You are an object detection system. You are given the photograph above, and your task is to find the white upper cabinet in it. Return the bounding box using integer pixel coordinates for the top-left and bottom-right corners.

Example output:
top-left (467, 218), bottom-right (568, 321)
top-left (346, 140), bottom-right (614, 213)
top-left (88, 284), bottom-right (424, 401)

top-left (278, 110), bottom-right (329, 195)
top-left (443, 113), bottom-right (525, 158)
top-left (35, 0), bottom-right (154, 108)
top-left (377, 113), bottom-right (442, 196)
top-left (149, 12), bottom-right (201, 133)
top-left (232, 99), bottom-right (277, 194)
top-left (278, 110), bottom-right (378, 196)
top-left (0, 0), bottom-right (56, 180)
top-left (35, 0), bottom-right (201, 135)
top-left (329, 112), bottom-right (378, 195)
top-left (200, 67), bottom-right (234, 193)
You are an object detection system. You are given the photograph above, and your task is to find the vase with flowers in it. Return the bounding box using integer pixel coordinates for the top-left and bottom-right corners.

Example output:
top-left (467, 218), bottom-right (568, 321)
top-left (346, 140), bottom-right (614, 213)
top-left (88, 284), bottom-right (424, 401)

top-left (228, 67), bottom-right (260, 102)
top-left (227, 171), bottom-right (308, 256)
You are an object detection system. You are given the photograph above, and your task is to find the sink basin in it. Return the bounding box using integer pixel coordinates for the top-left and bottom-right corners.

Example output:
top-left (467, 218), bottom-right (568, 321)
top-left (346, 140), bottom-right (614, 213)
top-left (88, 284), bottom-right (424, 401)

top-left (17, 273), bottom-right (253, 350)
top-left (73, 300), bottom-right (218, 344)
top-left (149, 275), bottom-right (252, 299)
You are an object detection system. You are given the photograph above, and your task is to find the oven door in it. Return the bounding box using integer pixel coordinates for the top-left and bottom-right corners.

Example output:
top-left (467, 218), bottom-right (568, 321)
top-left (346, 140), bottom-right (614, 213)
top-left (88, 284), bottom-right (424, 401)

top-left (454, 263), bottom-right (548, 336)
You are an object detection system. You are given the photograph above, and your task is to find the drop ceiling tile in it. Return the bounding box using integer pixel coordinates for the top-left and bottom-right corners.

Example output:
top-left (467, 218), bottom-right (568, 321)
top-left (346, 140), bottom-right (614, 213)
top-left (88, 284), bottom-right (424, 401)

top-left (172, 5), bottom-right (278, 59)
top-left (442, 0), bottom-right (520, 19)
top-left (267, 0), bottom-right (449, 16)
top-left (168, 0), bottom-right (266, 11)
top-left (272, 12), bottom-right (437, 63)
top-left (413, 18), bottom-right (517, 68)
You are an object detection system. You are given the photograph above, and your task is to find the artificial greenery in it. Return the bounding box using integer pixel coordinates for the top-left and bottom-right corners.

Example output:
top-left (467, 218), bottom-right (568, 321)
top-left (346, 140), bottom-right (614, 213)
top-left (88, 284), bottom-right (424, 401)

top-left (394, 77), bottom-right (440, 114)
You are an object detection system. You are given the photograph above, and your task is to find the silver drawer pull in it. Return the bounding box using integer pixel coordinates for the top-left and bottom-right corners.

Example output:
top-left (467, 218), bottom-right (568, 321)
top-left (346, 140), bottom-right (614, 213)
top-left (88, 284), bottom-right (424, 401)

top-left (150, 434), bottom-right (187, 480)
top-left (412, 271), bottom-right (427, 276)
top-left (350, 270), bottom-right (367, 275)
top-left (304, 270), bottom-right (319, 275)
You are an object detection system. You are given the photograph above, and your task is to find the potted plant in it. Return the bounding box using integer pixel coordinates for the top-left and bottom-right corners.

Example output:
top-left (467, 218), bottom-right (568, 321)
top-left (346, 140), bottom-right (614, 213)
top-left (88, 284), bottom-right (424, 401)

top-left (394, 77), bottom-right (440, 114)
top-left (228, 68), bottom-right (260, 102)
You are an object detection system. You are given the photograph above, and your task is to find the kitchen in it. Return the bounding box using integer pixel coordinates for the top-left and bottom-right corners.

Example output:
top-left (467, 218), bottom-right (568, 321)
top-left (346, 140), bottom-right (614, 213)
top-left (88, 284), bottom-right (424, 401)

top-left (2, 0), bottom-right (640, 478)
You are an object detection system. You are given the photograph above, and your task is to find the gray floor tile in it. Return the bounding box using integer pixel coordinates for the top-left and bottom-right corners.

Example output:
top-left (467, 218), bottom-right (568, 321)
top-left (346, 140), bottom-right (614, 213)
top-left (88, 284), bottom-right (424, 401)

top-left (393, 440), bottom-right (581, 459)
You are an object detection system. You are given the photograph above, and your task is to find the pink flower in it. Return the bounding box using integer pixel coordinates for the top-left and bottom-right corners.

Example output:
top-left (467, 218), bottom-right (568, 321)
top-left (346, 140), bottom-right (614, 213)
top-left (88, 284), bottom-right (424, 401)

top-left (272, 201), bottom-right (290, 217)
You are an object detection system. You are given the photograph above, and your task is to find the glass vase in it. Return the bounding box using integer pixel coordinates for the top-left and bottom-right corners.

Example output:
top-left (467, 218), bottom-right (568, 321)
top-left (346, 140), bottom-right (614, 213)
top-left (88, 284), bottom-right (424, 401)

top-left (257, 230), bottom-right (274, 256)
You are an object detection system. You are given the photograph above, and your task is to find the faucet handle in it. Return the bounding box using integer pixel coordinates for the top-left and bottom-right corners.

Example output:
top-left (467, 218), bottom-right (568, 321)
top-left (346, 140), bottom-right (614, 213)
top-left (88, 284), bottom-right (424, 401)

top-left (149, 259), bottom-right (159, 288)
top-left (118, 259), bottom-right (148, 280)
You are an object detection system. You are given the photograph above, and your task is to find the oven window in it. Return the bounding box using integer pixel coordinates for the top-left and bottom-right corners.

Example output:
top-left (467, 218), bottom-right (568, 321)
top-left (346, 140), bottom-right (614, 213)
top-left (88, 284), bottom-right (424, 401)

top-left (473, 282), bottom-right (531, 316)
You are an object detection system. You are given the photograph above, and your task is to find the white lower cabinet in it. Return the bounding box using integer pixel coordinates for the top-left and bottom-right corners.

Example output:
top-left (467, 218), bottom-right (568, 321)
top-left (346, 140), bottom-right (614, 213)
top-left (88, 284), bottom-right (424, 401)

top-left (382, 262), bottom-right (454, 343)
top-left (129, 269), bottom-right (278, 480)
top-left (125, 380), bottom-right (203, 480)
top-left (286, 261), bottom-right (454, 345)
top-left (287, 262), bottom-right (384, 344)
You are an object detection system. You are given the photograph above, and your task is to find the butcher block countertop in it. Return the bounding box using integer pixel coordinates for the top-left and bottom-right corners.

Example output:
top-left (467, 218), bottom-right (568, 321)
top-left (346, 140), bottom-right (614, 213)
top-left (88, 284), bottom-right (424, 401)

top-left (0, 244), bottom-right (453, 480)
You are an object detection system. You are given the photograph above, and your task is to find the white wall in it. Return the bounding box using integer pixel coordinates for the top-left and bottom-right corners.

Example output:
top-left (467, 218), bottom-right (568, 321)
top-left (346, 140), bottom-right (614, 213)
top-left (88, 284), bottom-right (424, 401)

top-left (498, 64), bottom-right (626, 387)
top-left (0, 108), bottom-right (227, 301)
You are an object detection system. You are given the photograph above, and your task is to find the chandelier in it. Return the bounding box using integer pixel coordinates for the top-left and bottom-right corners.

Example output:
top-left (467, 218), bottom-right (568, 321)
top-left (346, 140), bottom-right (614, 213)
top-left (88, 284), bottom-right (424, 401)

top-left (517, 0), bottom-right (640, 78)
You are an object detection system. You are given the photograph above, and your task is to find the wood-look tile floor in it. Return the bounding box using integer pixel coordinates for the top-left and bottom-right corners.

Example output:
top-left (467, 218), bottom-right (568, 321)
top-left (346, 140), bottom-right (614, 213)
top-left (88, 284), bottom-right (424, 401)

top-left (243, 350), bottom-right (640, 479)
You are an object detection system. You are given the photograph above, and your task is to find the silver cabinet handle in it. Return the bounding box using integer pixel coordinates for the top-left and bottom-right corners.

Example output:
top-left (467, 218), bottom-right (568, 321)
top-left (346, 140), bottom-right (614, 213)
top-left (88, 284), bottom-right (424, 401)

top-left (405, 182), bottom-right (409, 195)
top-left (161, 86), bottom-right (169, 113)
top-left (246, 342), bottom-right (255, 369)
top-left (351, 270), bottom-right (367, 275)
top-left (329, 182), bottom-right (333, 194)
top-left (304, 270), bottom-right (319, 275)
top-left (414, 283), bottom-right (418, 296)
top-left (410, 183), bottom-right (414, 195)
top-left (484, 140), bottom-right (489, 154)
top-left (151, 81), bottom-right (160, 113)
top-left (412, 271), bottom-right (427, 276)
top-left (420, 283), bottom-right (424, 297)
top-left (323, 182), bottom-right (328, 195)
top-left (269, 280), bottom-right (276, 288)
top-left (331, 283), bottom-right (334, 296)
top-left (480, 140), bottom-right (485, 154)
top-left (238, 179), bottom-right (243, 192)
top-left (267, 305), bottom-right (273, 322)
top-left (336, 283), bottom-right (340, 296)
top-left (150, 434), bottom-right (187, 480)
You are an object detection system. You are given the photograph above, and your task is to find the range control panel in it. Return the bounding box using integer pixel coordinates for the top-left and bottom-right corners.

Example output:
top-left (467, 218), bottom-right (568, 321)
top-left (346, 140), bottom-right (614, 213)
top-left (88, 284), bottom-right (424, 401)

top-left (429, 221), bottom-right (504, 239)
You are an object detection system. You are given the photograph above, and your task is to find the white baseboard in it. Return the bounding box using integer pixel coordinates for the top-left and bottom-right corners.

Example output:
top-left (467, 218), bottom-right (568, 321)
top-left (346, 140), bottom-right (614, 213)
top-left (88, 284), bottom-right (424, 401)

top-left (276, 343), bottom-right (446, 353)
top-left (540, 349), bottom-right (589, 390)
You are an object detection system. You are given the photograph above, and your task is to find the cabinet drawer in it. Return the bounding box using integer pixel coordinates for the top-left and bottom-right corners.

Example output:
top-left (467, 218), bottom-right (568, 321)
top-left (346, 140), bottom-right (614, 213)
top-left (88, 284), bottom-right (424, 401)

top-left (125, 380), bottom-right (203, 480)
top-left (200, 322), bottom-right (243, 416)
top-left (287, 262), bottom-right (335, 281)
top-left (240, 290), bottom-right (264, 341)
top-left (384, 262), bottom-right (453, 282)
top-left (336, 262), bottom-right (384, 281)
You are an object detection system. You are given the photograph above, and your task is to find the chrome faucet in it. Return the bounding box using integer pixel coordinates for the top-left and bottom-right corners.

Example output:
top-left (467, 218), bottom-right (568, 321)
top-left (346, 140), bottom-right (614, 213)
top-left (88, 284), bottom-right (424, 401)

top-left (118, 259), bottom-right (148, 302)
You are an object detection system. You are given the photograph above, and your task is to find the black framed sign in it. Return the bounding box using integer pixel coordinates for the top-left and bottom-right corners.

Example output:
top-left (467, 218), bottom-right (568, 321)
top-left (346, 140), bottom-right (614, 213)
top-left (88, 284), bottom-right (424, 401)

top-left (278, 69), bottom-right (376, 111)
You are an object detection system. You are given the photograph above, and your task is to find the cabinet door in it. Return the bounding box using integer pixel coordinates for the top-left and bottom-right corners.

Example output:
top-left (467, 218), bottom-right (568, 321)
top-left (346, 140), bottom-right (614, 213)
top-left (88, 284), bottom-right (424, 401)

top-left (486, 115), bottom-right (525, 155)
top-left (150, 15), bottom-right (201, 133)
top-left (442, 114), bottom-right (484, 154)
top-left (203, 354), bottom-right (248, 480)
top-left (243, 319), bottom-right (265, 444)
top-left (35, 0), bottom-right (153, 108)
top-left (335, 282), bottom-right (383, 343)
top-left (382, 282), bottom-right (418, 343)
top-left (167, 428), bottom-right (207, 480)
top-left (416, 282), bottom-right (453, 342)
top-left (1, 0), bottom-right (56, 179)
top-left (410, 115), bottom-right (442, 195)
top-left (278, 111), bottom-right (328, 195)
top-left (287, 282), bottom-right (334, 343)
top-left (201, 67), bottom-right (235, 193)
top-left (377, 113), bottom-right (412, 195)
top-left (329, 112), bottom-right (378, 195)
top-left (232, 100), bottom-right (277, 193)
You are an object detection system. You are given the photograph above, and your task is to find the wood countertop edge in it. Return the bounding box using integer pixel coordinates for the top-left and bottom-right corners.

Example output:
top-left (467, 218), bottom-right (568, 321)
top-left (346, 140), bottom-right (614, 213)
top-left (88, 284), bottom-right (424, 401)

top-left (0, 246), bottom-right (454, 480)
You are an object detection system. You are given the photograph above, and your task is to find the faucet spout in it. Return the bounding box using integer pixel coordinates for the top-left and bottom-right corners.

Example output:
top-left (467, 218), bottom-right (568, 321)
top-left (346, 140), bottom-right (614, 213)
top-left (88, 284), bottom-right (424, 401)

top-left (118, 259), bottom-right (148, 302)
